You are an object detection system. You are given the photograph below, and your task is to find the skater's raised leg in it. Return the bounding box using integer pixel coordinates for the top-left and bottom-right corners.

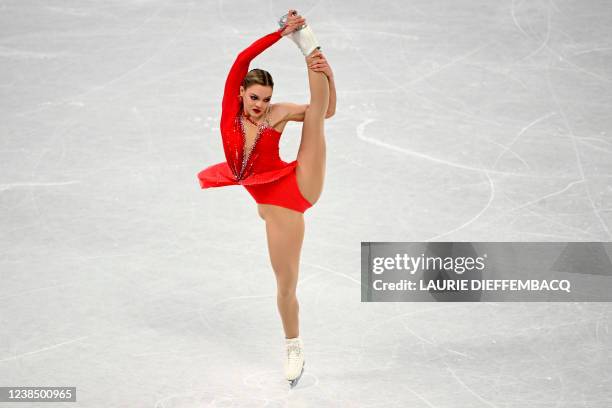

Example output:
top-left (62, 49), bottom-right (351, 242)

top-left (295, 51), bottom-right (329, 205)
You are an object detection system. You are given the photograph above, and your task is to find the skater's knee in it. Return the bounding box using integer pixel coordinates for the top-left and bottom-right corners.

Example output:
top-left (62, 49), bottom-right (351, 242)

top-left (277, 286), bottom-right (297, 299)
top-left (272, 262), bottom-right (300, 296)
top-left (304, 103), bottom-right (327, 120)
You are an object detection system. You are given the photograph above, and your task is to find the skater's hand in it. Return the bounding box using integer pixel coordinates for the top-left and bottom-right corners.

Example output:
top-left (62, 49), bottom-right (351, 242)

top-left (307, 50), bottom-right (333, 78)
top-left (280, 10), bottom-right (306, 37)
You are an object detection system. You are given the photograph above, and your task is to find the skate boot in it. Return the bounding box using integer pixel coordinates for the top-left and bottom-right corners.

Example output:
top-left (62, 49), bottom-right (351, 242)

top-left (284, 337), bottom-right (305, 388)
top-left (278, 12), bottom-right (321, 57)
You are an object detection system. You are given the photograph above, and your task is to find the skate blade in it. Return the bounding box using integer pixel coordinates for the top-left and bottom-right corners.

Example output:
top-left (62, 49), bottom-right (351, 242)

top-left (288, 360), bottom-right (305, 389)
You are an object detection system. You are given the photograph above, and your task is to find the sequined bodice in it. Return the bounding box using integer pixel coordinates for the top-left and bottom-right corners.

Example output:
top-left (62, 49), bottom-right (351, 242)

top-left (232, 115), bottom-right (284, 181)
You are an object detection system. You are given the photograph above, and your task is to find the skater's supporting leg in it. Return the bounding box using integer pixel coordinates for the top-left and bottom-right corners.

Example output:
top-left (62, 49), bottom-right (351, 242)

top-left (263, 208), bottom-right (304, 339)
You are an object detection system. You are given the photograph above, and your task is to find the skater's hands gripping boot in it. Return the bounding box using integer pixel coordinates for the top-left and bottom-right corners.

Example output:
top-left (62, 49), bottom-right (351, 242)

top-left (307, 50), bottom-right (333, 79)
top-left (280, 10), bottom-right (306, 37)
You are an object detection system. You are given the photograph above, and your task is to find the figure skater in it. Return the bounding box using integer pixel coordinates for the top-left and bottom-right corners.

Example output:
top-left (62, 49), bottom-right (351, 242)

top-left (197, 9), bottom-right (335, 387)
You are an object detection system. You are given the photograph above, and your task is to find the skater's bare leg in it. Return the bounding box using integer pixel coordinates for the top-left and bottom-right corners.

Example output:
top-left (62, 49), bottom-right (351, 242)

top-left (296, 50), bottom-right (329, 205)
top-left (260, 205), bottom-right (304, 339)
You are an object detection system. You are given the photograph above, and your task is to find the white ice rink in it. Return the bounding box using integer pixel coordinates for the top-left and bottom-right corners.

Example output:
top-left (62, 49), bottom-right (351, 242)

top-left (1, 0), bottom-right (611, 406)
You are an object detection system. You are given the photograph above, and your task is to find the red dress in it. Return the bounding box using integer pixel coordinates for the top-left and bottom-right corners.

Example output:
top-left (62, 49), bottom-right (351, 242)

top-left (197, 29), bottom-right (312, 213)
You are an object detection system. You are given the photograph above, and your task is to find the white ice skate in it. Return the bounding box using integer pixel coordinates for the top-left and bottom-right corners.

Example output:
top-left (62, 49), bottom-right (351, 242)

top-left (284, 337), bottom-right (305, 388)
top-left (278, 13), bottom-right (321, 57)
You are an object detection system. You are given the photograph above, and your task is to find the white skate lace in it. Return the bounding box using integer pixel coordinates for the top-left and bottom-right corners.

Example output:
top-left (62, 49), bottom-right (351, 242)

top-left (287, 343), bottom-right (302, 362)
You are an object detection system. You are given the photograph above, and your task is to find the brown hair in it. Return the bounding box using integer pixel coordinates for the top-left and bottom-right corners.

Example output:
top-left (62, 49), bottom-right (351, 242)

top-left (241, 68), bottom-right (274, 90)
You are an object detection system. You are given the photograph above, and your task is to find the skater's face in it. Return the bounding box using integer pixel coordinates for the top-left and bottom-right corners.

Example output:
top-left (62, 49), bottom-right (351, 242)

top-left (240, 84), bottom-right (272, 119)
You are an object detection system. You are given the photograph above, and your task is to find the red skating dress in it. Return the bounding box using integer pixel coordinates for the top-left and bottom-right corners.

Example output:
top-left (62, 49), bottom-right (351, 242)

top-left (197, 29), bottom-right (313, 214)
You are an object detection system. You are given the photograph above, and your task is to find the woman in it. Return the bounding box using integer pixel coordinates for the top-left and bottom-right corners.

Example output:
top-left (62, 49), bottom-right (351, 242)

top-left (197, 10), bottom-right (335, 387)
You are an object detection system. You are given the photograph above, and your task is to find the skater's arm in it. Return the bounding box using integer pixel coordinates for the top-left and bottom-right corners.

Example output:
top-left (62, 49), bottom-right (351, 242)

top-left (325, 74), bottom-right (336, 119)
top-left (275, 102), bottom-right (309, 122)
top-left (274, 96), bottom-right (333, 122)
top-left (220, 29), bottom-right (284, 128)
top-left (219, 9), bottom-right (305, 128)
